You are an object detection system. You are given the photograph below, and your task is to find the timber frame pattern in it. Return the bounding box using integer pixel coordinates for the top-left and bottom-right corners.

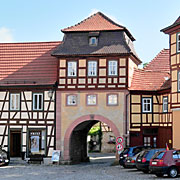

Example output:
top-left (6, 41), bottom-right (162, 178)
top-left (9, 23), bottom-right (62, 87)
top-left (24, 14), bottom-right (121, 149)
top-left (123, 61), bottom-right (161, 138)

top-left (0, 89), bottom-right (55, 157)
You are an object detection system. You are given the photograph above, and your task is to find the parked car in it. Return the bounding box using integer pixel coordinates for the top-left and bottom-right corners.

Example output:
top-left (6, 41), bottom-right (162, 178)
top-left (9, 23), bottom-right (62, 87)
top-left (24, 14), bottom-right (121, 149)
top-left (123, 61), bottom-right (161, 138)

top-left (149, 149), bottom-right (180, 178)
top-left (124, 152), bottom-right (141, 168)
top-left (0, 145), bottom-right (9, 166)
top-left (136, 148), bottom-right (165, 173)
top-left (119, 146), bottom-right (150, 168)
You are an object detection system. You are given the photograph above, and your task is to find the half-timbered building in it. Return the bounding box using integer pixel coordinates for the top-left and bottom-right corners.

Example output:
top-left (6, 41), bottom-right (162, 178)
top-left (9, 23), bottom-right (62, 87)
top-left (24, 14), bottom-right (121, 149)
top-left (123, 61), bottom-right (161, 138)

top-left (52, 12), bottom-right (141, 163)
top-left (129, 49), bottom-right (172, 148)
top-left (0, 42), bottom-right (60, 160)
top-left (161, 16), bottom-right (180, 149)
top-left (0, 12), bottom-right (178, 164)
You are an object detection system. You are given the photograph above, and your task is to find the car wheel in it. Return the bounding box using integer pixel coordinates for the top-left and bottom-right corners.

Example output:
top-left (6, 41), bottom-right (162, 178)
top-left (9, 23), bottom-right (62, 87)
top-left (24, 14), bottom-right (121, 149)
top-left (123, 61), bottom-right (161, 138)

top-left (168, 167), bottom-right (178, 178)
top-left (155, 173), bottom-right (163, 177)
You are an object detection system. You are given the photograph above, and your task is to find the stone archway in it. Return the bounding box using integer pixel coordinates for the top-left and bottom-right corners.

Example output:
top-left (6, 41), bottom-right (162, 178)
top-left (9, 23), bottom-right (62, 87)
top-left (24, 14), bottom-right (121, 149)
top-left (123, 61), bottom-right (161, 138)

top-left (63, 114), bottom-right (120, 162)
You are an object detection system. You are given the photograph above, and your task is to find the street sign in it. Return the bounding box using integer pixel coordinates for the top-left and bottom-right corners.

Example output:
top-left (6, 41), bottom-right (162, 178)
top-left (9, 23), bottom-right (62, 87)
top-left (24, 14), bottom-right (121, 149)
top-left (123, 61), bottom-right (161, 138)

top-left (116, 143), bottom-right (123, 151)
top-left (116, 136), bottom-right (123, 144)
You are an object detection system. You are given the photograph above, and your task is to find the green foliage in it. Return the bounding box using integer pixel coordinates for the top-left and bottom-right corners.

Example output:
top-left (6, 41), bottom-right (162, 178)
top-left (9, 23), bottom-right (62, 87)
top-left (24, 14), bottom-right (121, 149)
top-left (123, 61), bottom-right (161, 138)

top-left (88, 126), bottom-right (101, 136)
top-left (143, 62), bottom-right (148, 68)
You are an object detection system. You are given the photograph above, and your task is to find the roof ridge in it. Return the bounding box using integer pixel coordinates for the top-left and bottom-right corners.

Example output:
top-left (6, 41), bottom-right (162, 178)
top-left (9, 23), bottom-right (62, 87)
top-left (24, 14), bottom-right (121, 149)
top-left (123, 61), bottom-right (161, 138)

top-left (61, 11), bottom-right (125, 32)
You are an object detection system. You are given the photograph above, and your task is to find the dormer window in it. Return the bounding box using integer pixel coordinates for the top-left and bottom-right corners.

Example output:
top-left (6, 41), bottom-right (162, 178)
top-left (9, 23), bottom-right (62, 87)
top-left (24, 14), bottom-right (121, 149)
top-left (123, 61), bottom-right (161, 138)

top-left (89, 37), bottom-right (98, 46)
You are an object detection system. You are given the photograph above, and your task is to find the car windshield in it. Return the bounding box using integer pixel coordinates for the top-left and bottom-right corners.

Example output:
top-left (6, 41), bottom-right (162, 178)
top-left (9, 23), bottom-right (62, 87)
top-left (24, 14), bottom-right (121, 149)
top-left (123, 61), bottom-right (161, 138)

top-left (137, 150), bottom-right (146, 158)
top-left (133, 148), bottom-right (142, 154)
top-left (153, 152), bottom-right (165, 160)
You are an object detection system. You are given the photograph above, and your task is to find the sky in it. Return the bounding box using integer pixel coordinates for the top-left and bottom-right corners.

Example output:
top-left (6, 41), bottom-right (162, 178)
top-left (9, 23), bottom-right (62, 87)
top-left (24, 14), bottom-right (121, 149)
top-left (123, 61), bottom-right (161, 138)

top-left (0, 0), bottom-right (180, 65)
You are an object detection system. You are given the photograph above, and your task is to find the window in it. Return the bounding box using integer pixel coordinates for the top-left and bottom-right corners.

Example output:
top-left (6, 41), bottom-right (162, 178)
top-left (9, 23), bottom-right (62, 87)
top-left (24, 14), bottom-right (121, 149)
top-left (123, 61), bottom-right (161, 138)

top-left (67, 95), bottom-right (77, 106)
top-left (163, 96), bottom-right (168, 113)
top-left (68, 61), bottom-right (77, 77)
top-left (178, 71), bottom-right (180, 91)
top-left (88, 61), bottom-right (97, 76)
top-left (143, 137), bottom-right (151, 147)
top-left (33, 93), bottom-right (43, 111)
top-left (87, 95), bottom-right (97, 105)
top-left (107, 94), bottom-right (118, 105)
top-left (89, 37), bottom-right (98, 46)
top-left (108, 60), bottom-right (118, 76)
top-left (28, 129), bottom-right (46, 155)
top-left (10, 93), bottom-right (20, 111)
top-left (142, 97), bottom-right (152, 113)
top-left (177, 33), bottom-right (180, 53)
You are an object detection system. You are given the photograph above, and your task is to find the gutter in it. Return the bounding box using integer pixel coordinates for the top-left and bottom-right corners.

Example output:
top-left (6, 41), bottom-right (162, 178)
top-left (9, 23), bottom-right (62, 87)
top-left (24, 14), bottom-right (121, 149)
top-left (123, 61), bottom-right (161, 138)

top-left (125, 91), bottom-right (130, 147)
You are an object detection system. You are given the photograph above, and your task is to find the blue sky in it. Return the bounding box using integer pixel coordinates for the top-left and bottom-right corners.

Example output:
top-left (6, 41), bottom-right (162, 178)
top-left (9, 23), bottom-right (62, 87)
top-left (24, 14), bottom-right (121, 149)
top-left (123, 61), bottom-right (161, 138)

top-left (0, 0), bottom-right (179, 65)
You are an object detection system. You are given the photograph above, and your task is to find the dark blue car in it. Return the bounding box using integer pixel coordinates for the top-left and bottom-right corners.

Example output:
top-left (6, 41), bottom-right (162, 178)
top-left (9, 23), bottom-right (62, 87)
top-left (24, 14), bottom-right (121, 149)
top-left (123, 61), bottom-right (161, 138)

top-left (136, 148), bottom-right (165, 173)
top-left (119, 146), bottom-right (150, 168)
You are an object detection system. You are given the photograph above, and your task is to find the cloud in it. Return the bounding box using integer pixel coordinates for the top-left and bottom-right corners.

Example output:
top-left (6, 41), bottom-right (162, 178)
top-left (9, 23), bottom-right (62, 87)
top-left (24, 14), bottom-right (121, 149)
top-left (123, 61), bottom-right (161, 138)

top-left (88, 9), bottom-right (124, 26)
top-left (0, 27), bottom-right (14, 42)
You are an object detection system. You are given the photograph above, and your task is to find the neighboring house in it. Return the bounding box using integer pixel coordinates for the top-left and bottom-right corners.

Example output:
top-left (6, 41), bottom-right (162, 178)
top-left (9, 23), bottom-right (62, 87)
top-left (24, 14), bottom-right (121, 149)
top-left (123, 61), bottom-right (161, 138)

top-left (0, 12), bottom-right (178, 164)
top-left (129, 49), bottom-right (172, 148)
top-left (0, 42), bottom-right (60, 159)
top-left (161, 16), bottom-right (180, 149)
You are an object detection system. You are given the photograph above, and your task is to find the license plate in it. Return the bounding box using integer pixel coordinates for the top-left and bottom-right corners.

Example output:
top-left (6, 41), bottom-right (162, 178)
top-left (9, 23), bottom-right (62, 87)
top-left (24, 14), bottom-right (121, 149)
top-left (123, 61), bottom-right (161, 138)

top-left (138, 159), bottom-right (141, 162)
top-left (152, 161), bottom-right (157, 165)
top-left (5, 160), bottom-right (9, 163)
top-left (127, 160), bottom-right (130, 162)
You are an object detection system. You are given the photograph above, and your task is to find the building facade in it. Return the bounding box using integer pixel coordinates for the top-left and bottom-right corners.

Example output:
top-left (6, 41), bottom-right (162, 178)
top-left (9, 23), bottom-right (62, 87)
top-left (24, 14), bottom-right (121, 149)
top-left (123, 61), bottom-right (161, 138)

top-left (161, 16), bottom-right (180, 149)
top-left (0, 12), bottom-right (179, 163)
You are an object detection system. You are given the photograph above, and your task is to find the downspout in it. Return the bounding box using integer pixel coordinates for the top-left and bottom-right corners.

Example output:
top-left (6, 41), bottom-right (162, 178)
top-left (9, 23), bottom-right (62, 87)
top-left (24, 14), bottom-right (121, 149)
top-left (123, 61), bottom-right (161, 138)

top-left (125, 92), bottom-right (130, 147)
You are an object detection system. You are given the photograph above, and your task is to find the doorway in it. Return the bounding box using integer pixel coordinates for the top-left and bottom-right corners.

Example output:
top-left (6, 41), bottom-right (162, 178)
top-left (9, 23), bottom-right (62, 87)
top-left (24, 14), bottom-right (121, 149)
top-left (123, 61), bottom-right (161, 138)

top-left (10, 130), bottom-right (22, 157)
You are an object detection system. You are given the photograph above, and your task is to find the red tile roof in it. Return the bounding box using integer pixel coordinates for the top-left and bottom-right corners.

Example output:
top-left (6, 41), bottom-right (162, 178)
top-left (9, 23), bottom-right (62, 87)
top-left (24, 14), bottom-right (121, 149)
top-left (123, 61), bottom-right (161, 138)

top-left (0, 41), bottom-right (61, 86)
top-left (143, 49), bottom-right (170, 73)
top-left (130, 49), bottom-right (170, 91)
top-left (129, 69), bottom-right (170, 91)
top-left (62, 12), bottom-right (135, 41)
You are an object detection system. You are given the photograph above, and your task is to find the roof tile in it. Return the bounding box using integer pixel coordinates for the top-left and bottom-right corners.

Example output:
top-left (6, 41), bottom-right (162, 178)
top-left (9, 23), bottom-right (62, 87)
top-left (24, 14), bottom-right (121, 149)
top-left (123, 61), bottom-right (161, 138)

top-left (130, 49), bottom-right (170, 91)
top-left (0, 41), bottom-right (61, 86)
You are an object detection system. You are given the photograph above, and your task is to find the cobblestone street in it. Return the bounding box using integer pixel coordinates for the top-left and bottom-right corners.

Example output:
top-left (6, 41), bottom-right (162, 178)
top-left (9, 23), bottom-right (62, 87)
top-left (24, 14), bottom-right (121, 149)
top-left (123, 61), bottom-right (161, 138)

top-left (0, 153), bottom-right (176, 180)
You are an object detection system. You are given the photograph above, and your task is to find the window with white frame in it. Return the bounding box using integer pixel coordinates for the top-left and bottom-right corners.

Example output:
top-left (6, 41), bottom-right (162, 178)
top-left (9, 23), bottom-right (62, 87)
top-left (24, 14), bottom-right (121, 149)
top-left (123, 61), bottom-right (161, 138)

top-left (87, 95), bottom-right (97, 105)
top-left (107, 94), bottom-right (118, 105)
top-left (10, 93), bottom-right (20, 111)
top-left (142, 97), bottom-right (152, 113)
top-left (178, 71), bottom-right (180, 91)
top-left (68, 61), bottom-right (77, 77)
top-left (163, 96), bottom-right (168, 113)
top-left (177, 33), bottom-right (180, 53)
top-left (89, 37), bottom-right (98, 46)
top-left (88, 61), bottom-right (97, 76)
top-left (67, 95), bottom-right (77, 106)
top-left (108, 60), bottom-right (118, 76)
top-left (33, 93), bottom-right (43, 111)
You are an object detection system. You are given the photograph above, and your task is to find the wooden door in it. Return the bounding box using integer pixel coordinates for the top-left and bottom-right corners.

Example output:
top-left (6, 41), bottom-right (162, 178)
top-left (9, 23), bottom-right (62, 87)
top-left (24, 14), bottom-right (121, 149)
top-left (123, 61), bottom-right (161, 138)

top-left (10, 131), bottom-right (21, 157)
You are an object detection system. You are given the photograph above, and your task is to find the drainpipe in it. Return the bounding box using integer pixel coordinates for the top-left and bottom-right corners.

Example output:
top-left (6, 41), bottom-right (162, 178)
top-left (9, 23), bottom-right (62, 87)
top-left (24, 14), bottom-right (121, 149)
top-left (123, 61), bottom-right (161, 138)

top-left (125, 92), bottom-right (130, 147)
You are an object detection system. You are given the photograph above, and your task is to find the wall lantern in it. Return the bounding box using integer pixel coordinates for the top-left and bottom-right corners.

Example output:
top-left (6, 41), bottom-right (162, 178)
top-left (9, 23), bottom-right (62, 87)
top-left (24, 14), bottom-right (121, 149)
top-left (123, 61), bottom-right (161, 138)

top-left (48, 89), bottom-right (54, 99)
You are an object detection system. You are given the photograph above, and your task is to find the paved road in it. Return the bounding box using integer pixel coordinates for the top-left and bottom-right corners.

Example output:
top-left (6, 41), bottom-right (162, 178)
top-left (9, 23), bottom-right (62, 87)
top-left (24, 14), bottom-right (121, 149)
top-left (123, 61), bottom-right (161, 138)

top-left (0, 153), bottom-right (176, 180)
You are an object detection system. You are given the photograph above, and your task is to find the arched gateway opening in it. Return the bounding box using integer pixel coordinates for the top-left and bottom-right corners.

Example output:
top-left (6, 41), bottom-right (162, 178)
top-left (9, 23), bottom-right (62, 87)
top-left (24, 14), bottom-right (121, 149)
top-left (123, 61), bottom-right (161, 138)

top-left (64, 115), bottom-right (120, 163)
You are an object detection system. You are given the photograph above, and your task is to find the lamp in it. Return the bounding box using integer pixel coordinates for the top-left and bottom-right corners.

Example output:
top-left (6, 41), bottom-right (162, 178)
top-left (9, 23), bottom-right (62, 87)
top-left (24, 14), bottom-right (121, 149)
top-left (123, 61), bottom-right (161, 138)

top-left (48, 89), bottom-right (54, 99)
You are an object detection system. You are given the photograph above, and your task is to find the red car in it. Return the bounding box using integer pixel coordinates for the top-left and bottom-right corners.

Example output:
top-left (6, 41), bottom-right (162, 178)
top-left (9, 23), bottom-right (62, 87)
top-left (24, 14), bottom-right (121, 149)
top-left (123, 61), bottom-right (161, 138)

top-left (149, 149), bottom-right (180, 178)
